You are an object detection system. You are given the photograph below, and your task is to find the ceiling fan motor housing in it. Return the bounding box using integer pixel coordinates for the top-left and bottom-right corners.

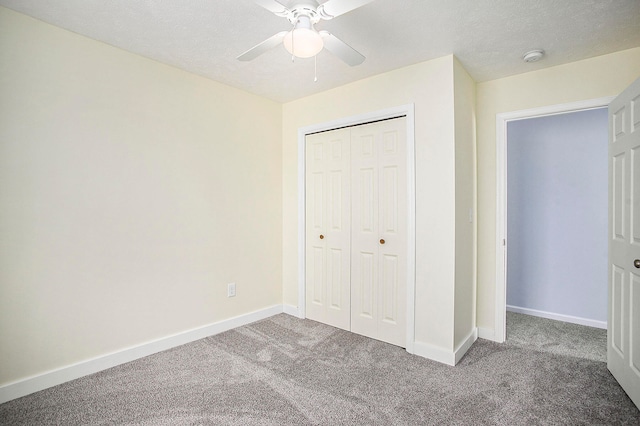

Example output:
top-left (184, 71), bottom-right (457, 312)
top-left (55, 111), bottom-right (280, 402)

top-left (286, 1), bottom-right (322, 25)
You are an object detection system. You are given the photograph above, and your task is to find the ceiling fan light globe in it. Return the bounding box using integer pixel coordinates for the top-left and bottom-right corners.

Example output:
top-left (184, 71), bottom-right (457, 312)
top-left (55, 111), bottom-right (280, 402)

top-left (283, 28), bottom-right (324, 58)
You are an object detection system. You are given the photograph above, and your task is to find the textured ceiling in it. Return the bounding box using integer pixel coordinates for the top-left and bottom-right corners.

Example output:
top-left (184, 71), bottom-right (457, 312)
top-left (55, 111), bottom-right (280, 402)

top-left (1, 0), bottom-right (639, 103)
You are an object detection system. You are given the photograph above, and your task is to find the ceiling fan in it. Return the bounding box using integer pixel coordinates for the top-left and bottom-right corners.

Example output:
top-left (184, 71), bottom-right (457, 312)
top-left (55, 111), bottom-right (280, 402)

top-left (237, 0), bottom-right (374, 66)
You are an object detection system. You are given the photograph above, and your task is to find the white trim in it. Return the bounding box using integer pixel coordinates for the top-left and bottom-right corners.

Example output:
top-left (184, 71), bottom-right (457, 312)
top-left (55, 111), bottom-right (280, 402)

top-left (495, 110), bottom-right (507, 344)
top-left (454, 328), bottom-right (478, 364)
top-left (405, 107), bottom-right (416, 355)
top-left (0, 305), bottom-right (283, 404)
top-left (283, 304), bottom-right (301, 318)
top-left (477, 327), bottom-right (495, 341)
top-left (413, 342), bottom-right (455, 366)
top-left (297, 104), bottom-right (417, 354)
top-left (494, 96), bottom-right (615, 343)
top-left (297, 124), bottom-right (307, 319)
top-left (507, 305), bottom-right (607, 330)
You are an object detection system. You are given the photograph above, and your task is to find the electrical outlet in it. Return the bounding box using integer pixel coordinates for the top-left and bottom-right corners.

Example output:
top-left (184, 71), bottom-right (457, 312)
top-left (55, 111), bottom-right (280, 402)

top-left (227, 282), bottom-right (236, 298)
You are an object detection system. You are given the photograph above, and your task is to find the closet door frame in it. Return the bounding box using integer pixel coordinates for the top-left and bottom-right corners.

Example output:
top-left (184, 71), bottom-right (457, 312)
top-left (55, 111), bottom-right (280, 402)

top-left (297, 104), bottom-right (416, 354)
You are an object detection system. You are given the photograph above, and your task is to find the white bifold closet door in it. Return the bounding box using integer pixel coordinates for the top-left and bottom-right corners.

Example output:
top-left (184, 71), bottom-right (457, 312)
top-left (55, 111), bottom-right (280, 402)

top-left (350, 119), bottom-right (407, 347)
top-left (305, 128), bottom-right (352, 330)
top-left (305, 117), bottom-right (407, 347)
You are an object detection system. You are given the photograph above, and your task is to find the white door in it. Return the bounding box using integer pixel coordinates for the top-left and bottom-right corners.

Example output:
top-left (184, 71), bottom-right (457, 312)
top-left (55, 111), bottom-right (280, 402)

top-left (608, 77), bottom-right (640, 409)
top-left (351, 118), bottom-right (407, 347)
top-left (305, 128), bottom-right (351, 330)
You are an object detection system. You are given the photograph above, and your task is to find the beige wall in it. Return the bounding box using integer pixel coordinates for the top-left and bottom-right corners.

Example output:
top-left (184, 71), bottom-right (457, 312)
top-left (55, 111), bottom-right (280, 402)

top-left (283, 56), bottom-right (463, 351)
top-left (0, 7), bottom-right (282, 385)
top-left (476, 47), bottom-right (640, 334)
top-left (453, 58), bottom-right (477, 347)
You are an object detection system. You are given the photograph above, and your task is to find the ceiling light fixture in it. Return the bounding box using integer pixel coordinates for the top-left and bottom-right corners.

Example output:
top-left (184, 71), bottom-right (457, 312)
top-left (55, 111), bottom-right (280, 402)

top-left (238, 0), bottom-right (369, 66)
top-left (522, 49), bottom-right (545, 63)
top-left (283, 15), bottom-right (324, 58)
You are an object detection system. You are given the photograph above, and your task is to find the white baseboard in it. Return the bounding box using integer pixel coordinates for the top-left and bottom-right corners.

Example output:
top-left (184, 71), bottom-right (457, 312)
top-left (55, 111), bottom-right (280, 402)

top-left (454, 328), bottom-right (478, 364)
top-left (506, 305), bottom-right (607, 329)
top-left (282, 304), bottom-right (301, 318)
top-left (413, 341), bottom-right (456, 366)
top-left (413, 328), bottom-right (478, 366)
top-left (0, 305), bottom-right (283, 404)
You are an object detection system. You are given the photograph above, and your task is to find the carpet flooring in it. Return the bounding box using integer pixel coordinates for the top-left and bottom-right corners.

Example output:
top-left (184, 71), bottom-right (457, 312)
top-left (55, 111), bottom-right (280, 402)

top-left (506, 311), bottom-right (607, 362)
top-left (1, 313), bottom-right (638, 425)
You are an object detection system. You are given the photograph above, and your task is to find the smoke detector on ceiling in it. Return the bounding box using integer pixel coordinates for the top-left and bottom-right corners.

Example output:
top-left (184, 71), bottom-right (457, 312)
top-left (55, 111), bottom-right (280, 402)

top-left (522, 49), bottom-right (545, 63)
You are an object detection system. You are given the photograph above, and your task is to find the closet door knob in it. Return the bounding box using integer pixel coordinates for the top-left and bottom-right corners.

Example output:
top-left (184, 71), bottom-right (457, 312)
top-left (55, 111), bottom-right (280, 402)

top-left (380, 239), bottom-right (385, 245)
top-left (319, 235), bottom-right (324, 240)
top-left (635, 259), bottom-right (640, 269)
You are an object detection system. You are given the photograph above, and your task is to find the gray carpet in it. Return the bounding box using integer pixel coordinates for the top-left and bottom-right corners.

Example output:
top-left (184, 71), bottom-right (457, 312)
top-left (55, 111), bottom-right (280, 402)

top-left (1, 313), bottom-right (638, 425)
top-left (506, 311), bottom-right (608, 362)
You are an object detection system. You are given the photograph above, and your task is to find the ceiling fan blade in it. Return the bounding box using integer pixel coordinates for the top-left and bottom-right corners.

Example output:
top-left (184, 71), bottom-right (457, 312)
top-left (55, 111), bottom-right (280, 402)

top-left (319, 31), bottom-right (365, 66)
top-left (253, 0), bottom-right (289, 16)
top-left (318, 0), bottom-right (374, 19)
top-left (237, 31), bottom-right (288, 61)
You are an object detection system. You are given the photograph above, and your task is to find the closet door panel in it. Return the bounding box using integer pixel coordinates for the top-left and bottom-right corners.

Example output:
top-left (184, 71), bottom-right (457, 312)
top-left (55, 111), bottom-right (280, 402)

top-left (351, 118), bottom-right (406, 346)
top-left (381, 253), bottom-right (399, 322)
top-left (305, 129), bottom-right (351, 330)
top-left (351, 127), bottom-right (380, 339)
top-left (377, 122), bottom-right (407, 347)
top-left (306, 136), bottom-right (326, 322)
top-left (310, 246), bottom-right (325, 306)
top-left (357, 251), bottom-right (376, 320)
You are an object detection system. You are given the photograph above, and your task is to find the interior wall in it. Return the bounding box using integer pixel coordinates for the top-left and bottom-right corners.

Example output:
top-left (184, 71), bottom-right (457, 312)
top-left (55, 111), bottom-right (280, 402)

top-left (0, 7), bottom-right (283, 386)
top-left (453, 58), bottom-right (477, 347)
top-left (476, 47), bottom-right (640, 337)
top-left (282, 56), bottom-right (460, 351)
top-left (507, 108), bottom-right (608, 323)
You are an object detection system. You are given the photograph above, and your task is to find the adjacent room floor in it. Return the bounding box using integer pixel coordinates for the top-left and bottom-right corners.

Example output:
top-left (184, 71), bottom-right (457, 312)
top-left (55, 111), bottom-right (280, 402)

top-left (1, 313), bottom-right (637, 425)
top-left (506, 311), bottom-right (607, 362)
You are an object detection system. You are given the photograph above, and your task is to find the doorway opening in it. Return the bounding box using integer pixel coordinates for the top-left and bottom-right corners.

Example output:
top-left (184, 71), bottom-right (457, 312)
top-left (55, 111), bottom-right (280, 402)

top-left (503, 106), bottom-right (609, 360)
top-left (494, 97), bottom-right (614, 344)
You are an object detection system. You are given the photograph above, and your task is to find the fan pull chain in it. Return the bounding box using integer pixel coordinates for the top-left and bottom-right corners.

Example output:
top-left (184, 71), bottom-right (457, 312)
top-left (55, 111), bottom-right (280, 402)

top-left (291, 21), bottom-right (296, 62)
top-left (314, 55), bottom-right (318, 82)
